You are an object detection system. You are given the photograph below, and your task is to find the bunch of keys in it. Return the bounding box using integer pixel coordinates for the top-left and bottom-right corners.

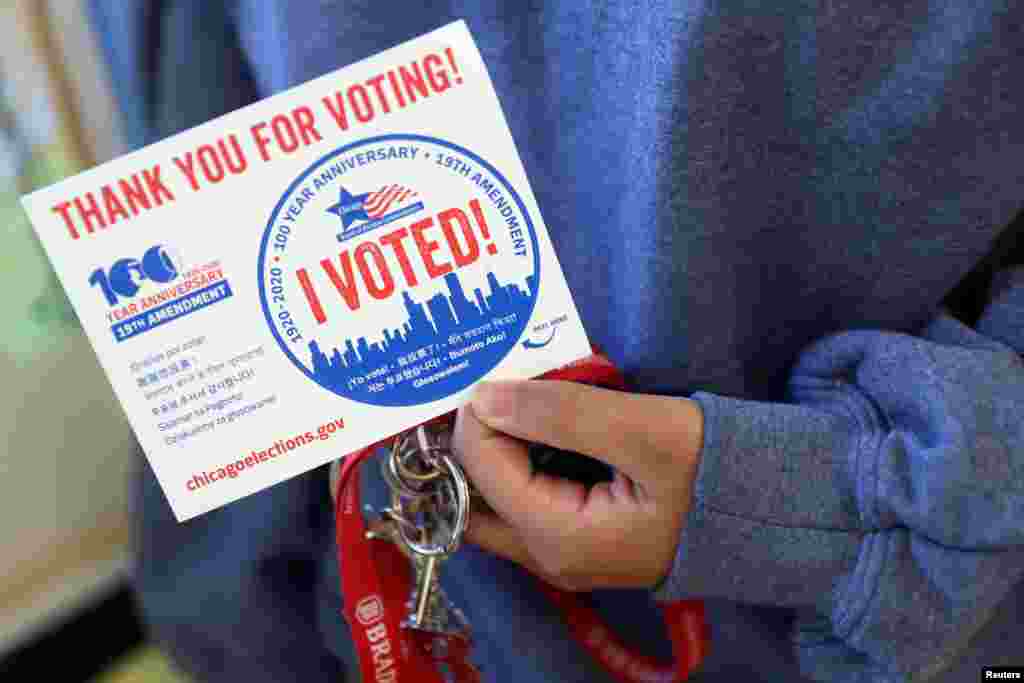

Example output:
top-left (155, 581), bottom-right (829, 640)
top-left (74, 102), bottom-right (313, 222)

top-left (365, 421), bottom-right (611, 635)
top-left (368, 423), bottom-right (473, 636)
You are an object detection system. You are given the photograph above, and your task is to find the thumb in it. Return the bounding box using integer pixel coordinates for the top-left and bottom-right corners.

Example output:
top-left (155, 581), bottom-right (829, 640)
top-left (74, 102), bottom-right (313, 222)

top-left (453, 401), bottom-right (588, 532)
top-left (469, 379), bottom-right (702, 487)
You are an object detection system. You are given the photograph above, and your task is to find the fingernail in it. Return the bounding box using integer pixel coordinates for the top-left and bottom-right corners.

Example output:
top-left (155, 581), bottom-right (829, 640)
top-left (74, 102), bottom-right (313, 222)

top-left (471, 381), bottom-right (519, 422)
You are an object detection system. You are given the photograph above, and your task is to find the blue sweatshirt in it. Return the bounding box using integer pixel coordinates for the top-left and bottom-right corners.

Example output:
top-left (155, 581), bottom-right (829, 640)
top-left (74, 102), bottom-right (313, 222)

top-left (89, 2), bottom-right (1024, 681)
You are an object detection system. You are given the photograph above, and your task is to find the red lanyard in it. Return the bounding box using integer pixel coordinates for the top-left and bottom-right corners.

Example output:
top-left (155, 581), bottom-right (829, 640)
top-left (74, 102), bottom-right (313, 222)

top-left (335, 353), bottom-right (709, 682)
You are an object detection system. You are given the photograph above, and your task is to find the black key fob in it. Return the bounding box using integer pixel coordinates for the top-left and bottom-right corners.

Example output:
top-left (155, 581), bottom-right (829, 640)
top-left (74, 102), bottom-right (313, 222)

top-left (528, 443), bottom-right (613, 488)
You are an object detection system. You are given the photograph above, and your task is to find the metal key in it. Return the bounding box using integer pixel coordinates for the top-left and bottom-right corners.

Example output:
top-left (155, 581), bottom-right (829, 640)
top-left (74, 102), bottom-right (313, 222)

top-left (375, 424), bottom-right (472, 635)
top-left (407, 548), bottom-right (472, 636)
top-left (400, 459), bottom-right (469, 633)
top-left (367, 509), bottom-right (465, 634)
top-left (405, 552), bottom-right (448, 631)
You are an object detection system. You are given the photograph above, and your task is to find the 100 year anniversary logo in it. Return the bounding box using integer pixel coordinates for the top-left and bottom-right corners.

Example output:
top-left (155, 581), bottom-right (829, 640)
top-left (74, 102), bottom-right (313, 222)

top-left (257, 134), bottom-right (540, 406)
top-left (90, 244), bottom-right (231, 343)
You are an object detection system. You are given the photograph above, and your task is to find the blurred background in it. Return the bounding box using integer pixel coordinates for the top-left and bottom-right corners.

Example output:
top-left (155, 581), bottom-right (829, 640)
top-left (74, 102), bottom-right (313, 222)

top-left (0, 2), bottom-right (186, 681)
top-left (2, 3), bottom-right (1017, 682)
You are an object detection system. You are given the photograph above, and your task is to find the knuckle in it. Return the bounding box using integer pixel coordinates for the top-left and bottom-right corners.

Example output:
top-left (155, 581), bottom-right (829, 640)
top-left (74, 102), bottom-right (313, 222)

top-left (547, 382), bottom-right (586, 438)
top-left (535, 558), bottom-right (582, 592)
top-left (537, 551), bottom-right (579, 587)
top-left (452, 407), bottom-right (481, 454)
top-left (552, 575), bottom-right (583, 592)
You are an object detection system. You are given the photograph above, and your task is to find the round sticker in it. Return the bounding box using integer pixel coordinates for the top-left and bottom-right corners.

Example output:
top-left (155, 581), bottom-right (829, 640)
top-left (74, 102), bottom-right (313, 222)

top-left (258, 134), bottom-right (540, 406)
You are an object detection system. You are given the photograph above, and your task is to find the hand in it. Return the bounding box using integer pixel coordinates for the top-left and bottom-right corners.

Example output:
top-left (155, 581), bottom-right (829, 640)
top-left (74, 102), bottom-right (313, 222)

top-left (452, 379), bottom-right (704, 592)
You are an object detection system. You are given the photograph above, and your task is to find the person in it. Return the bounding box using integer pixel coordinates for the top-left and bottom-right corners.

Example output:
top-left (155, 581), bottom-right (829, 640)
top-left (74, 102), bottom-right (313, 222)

top-left (88, 1), bottom-right (1024, 680)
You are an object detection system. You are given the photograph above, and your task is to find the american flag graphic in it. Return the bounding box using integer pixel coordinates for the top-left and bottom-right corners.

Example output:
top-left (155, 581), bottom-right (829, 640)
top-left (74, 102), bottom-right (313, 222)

top-left (364, 184), bottom-right (419, 219)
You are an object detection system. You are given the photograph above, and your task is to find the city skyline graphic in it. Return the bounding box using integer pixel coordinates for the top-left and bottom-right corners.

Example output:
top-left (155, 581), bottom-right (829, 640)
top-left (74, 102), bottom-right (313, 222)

top-left (307, 268), bottom-right (536, 400)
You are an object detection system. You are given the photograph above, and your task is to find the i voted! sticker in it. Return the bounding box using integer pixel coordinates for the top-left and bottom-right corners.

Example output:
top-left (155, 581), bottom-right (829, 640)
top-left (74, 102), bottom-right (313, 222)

top-left (258, 134), bottom-right (540, 406)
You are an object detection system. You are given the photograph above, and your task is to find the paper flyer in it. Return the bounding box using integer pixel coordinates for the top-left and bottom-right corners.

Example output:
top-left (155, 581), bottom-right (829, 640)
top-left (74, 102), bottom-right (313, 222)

top-left (21, 21), bottom-right (591, 521)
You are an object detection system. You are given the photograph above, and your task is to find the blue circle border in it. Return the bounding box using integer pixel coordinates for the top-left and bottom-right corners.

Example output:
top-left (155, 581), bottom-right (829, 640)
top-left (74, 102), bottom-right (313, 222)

top-left (256, 133), bottom-right (542, 406)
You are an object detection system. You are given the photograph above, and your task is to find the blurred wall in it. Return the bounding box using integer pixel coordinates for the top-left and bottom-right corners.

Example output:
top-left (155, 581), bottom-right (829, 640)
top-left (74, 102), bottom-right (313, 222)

top-left (0, 0), bottom-right (134, 652)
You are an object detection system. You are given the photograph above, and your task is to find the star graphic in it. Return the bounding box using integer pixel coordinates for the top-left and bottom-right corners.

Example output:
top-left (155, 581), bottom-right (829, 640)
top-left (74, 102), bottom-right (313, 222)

top-left (326, 187), bottom-right (371, 229)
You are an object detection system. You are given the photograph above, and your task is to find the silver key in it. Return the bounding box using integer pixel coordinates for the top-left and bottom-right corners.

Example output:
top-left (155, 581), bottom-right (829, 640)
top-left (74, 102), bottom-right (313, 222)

top-left (397, 473), bottom-right (463, 633)
top-left (374, 424), bottom-right (473, 635)
top-left (405, 550), bottom-right (473, 636)
top-left (405, 552), bottom-right (445, 630)
top-left (366, 511), bottom-right (465, 634)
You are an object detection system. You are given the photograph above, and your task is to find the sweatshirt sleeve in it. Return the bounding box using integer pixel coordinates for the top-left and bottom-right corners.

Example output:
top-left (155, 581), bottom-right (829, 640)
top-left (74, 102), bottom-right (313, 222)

top-left (654, 267), bottom-right (1024, 679)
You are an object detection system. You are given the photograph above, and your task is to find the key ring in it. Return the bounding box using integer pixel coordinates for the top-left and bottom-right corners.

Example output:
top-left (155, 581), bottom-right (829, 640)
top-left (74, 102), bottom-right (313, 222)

top-left (396, 453), bottom-right (470, 557)
top-left (385, 424), bottom-right (471, 558)
top-left (382, 439), bottom-right (446, 499)
top-left (393, 427), bottom-right (445, 483)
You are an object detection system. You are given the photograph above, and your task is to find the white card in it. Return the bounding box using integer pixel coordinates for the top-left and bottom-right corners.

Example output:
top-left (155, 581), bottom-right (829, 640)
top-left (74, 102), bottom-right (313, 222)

top-left (21, 21), bottom-right (590, 521)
